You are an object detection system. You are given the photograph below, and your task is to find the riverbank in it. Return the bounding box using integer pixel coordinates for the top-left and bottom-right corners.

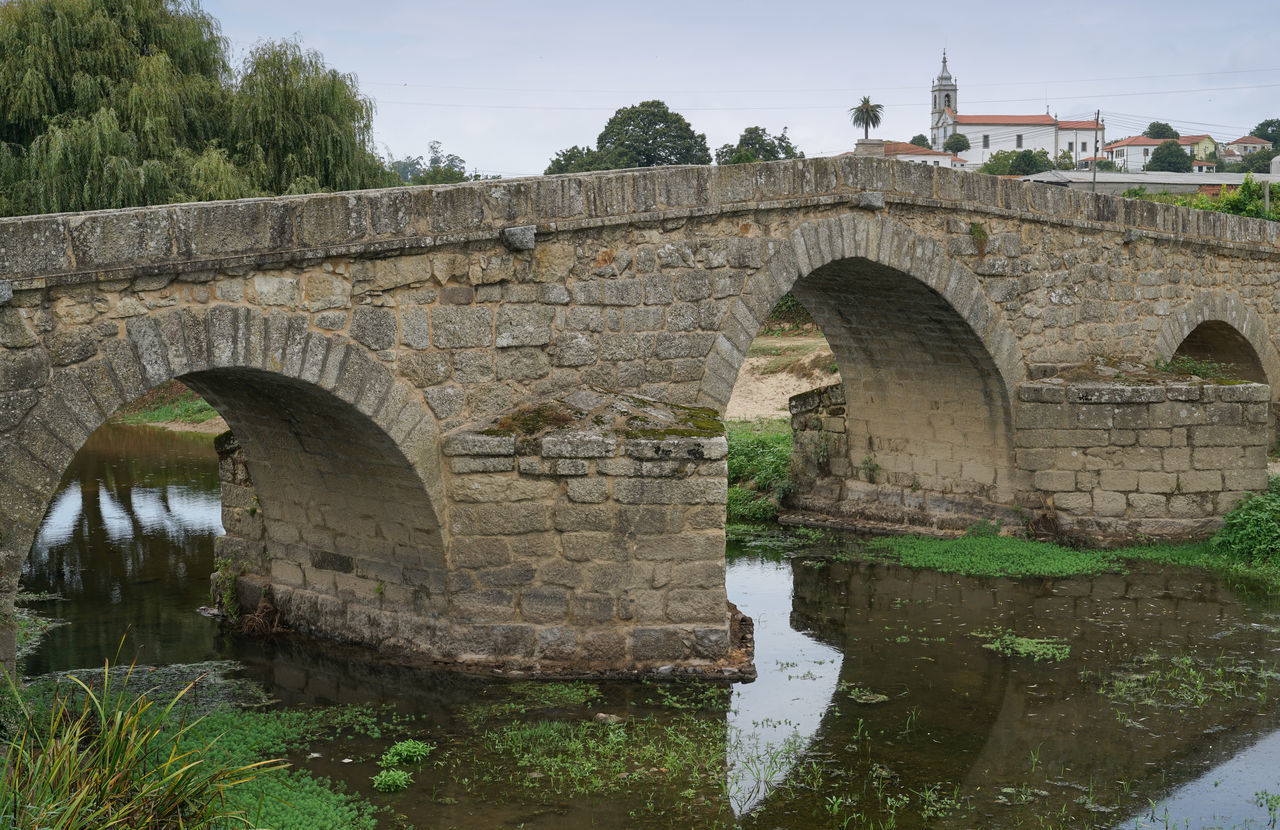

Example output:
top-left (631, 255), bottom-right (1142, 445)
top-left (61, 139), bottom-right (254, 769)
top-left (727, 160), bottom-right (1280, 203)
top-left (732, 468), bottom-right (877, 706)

top-left (111, 379), bottom-right (228, 433)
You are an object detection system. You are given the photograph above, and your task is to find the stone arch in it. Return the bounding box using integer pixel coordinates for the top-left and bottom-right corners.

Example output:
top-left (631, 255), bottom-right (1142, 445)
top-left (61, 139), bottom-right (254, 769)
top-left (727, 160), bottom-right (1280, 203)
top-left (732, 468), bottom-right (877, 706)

top-left (1153, 293), bottom-right (1280, 387)
top-left (701, 212), bottom-right (1027, 527)
top-left (0, 305), bottom-right (446, 644)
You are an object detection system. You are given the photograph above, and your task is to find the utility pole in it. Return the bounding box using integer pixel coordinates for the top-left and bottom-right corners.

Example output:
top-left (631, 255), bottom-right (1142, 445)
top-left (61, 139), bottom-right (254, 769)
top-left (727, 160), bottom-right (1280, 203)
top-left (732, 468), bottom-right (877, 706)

top-left (1092, 109), bottom-right (1100, 194)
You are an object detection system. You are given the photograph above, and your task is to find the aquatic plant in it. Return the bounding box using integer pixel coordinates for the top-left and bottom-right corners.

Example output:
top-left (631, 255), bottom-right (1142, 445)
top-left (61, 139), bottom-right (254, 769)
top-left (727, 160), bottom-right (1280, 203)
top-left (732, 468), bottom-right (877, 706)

top-left (371, 768), bottom-right (412, 792)
top-left (972, 627), bottom-right (1070, 662)
top-left (379, 738), bottom-right (435, 767)
top-left (0, 663), bottom-right (283, 828)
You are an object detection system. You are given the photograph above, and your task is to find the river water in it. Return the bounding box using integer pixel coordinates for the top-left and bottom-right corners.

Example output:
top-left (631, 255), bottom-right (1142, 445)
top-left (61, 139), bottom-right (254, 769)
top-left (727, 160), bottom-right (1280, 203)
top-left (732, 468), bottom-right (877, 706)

top-left (20, 423), bottom-right (1280, 828)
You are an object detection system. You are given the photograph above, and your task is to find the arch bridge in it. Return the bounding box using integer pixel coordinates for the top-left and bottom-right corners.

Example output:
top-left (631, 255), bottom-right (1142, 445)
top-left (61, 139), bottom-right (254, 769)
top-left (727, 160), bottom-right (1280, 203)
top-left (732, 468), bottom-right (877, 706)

top-left (1, 157), bottom-right (1277, 672)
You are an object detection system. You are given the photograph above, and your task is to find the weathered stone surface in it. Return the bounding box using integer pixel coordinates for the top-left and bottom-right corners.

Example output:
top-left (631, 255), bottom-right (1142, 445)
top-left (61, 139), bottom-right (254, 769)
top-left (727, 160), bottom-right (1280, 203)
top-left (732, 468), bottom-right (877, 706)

top-left (7, 156), bottom-right (1280, 675)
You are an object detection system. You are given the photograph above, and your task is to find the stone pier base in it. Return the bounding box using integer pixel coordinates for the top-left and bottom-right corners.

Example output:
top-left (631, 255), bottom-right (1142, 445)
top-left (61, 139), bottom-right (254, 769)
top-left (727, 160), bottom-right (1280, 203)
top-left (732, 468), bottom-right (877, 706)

top-left (788, 378), bottom-right (1271, 546)
top-left (215, 388), bottom-right (751, 677)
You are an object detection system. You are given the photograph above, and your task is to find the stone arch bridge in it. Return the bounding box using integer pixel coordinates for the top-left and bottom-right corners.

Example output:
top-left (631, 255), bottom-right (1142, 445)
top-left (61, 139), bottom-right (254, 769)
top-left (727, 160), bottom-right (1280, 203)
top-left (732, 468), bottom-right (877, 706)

top-left (1, 157), bottom-right (1277, 672)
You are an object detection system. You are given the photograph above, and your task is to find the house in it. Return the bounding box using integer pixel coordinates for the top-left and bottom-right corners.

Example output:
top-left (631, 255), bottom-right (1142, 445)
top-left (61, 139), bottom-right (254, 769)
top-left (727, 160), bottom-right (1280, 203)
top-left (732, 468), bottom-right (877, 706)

top-left (928, 52), bottom-right (1104, 168)
top-left (882, 141), bottom-right (966, 169)
top-left (1226, 135), bottom-right (1273, 156)
top-left (1191, 158), bottom-right (1217, 173)
top-left (1103, 134), bottom-right (1219, 171)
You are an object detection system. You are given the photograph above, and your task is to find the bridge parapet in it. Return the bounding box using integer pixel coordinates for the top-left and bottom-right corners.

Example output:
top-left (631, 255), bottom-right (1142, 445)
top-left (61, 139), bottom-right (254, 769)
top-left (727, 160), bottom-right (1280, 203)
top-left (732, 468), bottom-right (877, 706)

top-left (2, 156), bottom-right (1276, 298)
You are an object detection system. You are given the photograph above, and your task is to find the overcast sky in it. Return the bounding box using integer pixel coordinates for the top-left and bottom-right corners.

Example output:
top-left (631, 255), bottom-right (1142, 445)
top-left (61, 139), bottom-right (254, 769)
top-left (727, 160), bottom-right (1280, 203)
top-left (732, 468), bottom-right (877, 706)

top-left (202, 0), bottom-right (1276, 177)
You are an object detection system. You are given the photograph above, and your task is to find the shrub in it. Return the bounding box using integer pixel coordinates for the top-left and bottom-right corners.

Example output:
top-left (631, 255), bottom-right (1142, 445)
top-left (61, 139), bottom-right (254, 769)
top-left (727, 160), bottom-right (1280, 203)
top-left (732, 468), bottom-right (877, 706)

top-left (1211, 476), bottom-right (1280, 564)
top-left (379, 739), bottom-right (434, 767)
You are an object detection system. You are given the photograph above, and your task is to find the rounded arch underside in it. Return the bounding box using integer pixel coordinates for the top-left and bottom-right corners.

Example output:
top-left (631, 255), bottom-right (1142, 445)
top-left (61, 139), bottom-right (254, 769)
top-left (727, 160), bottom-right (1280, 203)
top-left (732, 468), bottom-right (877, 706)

top-left (701, 212), bottom-right (1025, 511)
top-left (0, 307), bottom-right (446, 604)
top-left (1154, 293), bottom-right (1280, 391)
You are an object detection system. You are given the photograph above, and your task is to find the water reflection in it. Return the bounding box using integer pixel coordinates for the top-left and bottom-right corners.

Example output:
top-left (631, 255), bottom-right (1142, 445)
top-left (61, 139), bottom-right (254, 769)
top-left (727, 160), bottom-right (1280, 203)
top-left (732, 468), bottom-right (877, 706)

top-left (21, 424), bottom-right (1280, 827)
top-left (22, 423), bottom-right (226, 675)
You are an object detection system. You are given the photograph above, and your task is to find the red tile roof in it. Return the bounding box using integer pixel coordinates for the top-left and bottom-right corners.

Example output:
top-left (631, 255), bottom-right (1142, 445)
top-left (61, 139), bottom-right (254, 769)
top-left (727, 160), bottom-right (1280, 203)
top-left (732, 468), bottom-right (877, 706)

top-left (954, 114), bottom-right (1056, 125)
top-left (1104, 135), bottom-right (1213, 150)
top-left (1058, 120), bottom-right (1103, 130)
top-left (1228, 135), bottom-right (1273, 145)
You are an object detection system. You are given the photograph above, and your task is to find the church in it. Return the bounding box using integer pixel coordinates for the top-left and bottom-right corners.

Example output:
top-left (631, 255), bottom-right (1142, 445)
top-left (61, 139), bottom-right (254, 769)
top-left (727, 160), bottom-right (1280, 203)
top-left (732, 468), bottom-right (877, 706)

top-left (929, 53), bottom-right (1105, 169)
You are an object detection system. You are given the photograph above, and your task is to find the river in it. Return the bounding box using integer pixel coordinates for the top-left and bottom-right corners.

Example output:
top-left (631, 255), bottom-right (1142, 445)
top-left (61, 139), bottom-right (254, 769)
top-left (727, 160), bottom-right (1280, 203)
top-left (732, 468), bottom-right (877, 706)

top-left (19, 423), bottom-right (1280, 828)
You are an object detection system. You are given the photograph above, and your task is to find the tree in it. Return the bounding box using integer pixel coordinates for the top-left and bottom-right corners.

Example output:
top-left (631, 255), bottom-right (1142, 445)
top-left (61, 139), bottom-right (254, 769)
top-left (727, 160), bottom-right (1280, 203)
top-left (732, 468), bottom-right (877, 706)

top-left (0, 0), bottom-right (394, 216)
top-left (390, 141), bottom-right (491, 185)
top-left (1054, 149), bottom-right (1076, 170)
top-left (1228, 148), bottom-right (1279, 174)
top-left (1146, 139), bottom-right (1192, 172)
top-left (909, 134), bottom-right (930, 148)
top-left (715, 126), bottom-right (803, 165)
top-left (943, 133), bottom-right (970, 155)
top-left (980, 149), bottom-right (1052, 176)
top-left (1144, 121), bottom-right (1180, 140)
top-left (848, 96), bottom-right (883, 140)
top-left (1251, 119), bottom-right (1280, 146)
top-left (545, 100), bottom-right (710, 173)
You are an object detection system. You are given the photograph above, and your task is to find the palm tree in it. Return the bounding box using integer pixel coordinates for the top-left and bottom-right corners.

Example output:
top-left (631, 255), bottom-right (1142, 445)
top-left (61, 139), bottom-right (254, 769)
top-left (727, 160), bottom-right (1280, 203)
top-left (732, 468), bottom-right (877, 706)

top-left (848, 96), bottom-right (884, 140)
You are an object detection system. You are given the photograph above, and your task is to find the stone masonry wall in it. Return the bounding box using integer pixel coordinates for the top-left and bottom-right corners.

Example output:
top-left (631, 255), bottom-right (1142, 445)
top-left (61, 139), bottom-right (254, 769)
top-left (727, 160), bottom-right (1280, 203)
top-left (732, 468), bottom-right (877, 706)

top-left (219, 388), bottom-right (741, 675)
top-left (790, 378), bottom-right (1270, 544)
top-left (1015, 380), bottom-right (1270, 543)
top-left (788, 382), bottom-right (1024, 532)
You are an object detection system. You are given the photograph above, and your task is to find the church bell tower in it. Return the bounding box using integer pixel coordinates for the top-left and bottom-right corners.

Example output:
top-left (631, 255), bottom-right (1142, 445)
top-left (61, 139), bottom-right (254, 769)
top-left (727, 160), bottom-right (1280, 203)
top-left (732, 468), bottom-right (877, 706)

top-left (930, 51), bottom-right (957, 149)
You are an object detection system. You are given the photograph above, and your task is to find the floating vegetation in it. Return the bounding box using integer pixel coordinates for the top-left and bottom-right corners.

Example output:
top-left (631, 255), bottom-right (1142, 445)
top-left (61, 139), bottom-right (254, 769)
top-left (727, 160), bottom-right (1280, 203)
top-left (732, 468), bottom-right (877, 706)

top-left (973, 627), bottom-right (1071, 662)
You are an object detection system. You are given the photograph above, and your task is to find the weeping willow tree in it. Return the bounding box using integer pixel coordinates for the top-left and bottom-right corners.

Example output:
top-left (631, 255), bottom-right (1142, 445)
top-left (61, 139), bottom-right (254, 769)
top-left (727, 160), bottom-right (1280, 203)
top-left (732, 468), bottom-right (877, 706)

top-left (0, 0), bottom-right (395, 216)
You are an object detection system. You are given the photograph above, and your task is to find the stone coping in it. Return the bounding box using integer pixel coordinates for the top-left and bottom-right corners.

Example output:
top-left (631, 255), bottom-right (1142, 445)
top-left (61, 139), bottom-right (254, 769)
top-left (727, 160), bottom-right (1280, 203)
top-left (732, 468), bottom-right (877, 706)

top-left (1018, 380), bottom-right (1270, 404)
top-left (2, 156), bottom-right (1276, 293)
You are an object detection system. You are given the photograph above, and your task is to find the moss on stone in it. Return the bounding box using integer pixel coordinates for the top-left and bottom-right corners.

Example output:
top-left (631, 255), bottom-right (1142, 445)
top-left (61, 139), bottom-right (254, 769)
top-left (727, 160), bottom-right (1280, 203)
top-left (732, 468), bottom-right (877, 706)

top-left (493, 403), bottom-right (577, 435)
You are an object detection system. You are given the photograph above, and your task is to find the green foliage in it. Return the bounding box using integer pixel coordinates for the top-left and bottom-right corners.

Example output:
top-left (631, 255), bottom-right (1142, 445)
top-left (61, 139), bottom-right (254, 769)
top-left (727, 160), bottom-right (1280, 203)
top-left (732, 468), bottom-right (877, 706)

top-left (465, 681), bottom-right (602, 723)
top-left (848, 96), bottom-right (884, 140)
top-left (0, 665), bottom-right (284, 827)
top-left (1053, 149), bottom-right (1076, 170)
top-left (371, 768), bottom-right (412, 792)
top-left (942, 132), bottom-right (969, 154)
top-left (1152, 353), bottom-right (1241, 381)
top-left (477, 715), bottom-right (725, 798)
top-left (909, 134), bottom-right (931, 148)
top-left (390, 140), bottom-right (493, 184)
top-left (212, 556), bottom-right (239, 624)
top-left (379, 738), bottom-right (435, 767)
top-left (972, 627), bottom-right (1070, 662)
top-left (0, 0), bottom-right (394, 216)
top-left (1252, 118), bottom-right (1280, 145)
top-left (1143, 121), bottom-right (1179, 140)
top-left (546, 100), bottom-right (710, 174)
top-left (726, 419), bottom-right (793, 524)
top-left (114, 379), bottom-right (218, 424)
top-left (1146, 139), bottom-right (1192, 172)
top-left (763, 292), bottom-right (814, 330)
top-left (1224, 147), bottom-right (1279, 174)
top-left (1094, 159), bottom-right (1117, 171)
top-left (1211, 476), bottom-right (1280, 564)
top-left (1123, 174), bottom-right (1277, 222)
top-left (980, 148), bottom-right (1052, 176)
top-left (714, 126), bottom-right (803, 165)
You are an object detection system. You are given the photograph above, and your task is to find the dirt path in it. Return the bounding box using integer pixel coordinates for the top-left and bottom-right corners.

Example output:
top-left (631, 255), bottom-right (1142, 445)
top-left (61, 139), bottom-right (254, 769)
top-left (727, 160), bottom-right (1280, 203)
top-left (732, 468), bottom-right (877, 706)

top-left (725, 334), bottom-right (837, 421)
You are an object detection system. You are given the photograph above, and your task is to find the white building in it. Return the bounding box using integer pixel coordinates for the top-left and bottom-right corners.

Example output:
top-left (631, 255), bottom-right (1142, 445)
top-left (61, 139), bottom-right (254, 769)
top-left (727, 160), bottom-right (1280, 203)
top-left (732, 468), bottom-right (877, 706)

top-left (882, 141), bottom-right (966, 169)
top-left (1225, 135), bottom-right (1273, 156)
top-left (928, 53), bottom-right (1105, 169)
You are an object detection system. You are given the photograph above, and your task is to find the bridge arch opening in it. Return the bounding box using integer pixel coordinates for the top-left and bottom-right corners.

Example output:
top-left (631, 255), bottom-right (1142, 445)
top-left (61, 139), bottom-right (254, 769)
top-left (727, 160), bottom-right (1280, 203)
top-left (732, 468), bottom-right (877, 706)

top-left (1172, 321), bottom-right (1268, 384)
top-left (5, 320), bottom-right (447, 670)
top-left (781, 255), bottom-right (1019, 529)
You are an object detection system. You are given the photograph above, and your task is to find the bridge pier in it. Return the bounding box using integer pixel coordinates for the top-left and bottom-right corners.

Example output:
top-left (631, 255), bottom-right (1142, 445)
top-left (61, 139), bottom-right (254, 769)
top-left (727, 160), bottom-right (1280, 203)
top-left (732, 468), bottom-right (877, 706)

top-left (788, 378), bottom-right (1270, 545)
top-left (215, 388), bottom-right (748, 676)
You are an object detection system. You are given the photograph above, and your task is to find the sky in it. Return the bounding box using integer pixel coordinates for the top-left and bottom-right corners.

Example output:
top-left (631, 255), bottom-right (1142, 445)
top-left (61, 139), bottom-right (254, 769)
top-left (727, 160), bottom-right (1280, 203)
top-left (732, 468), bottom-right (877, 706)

top-left (202, 0), bottom-right (1277, 178)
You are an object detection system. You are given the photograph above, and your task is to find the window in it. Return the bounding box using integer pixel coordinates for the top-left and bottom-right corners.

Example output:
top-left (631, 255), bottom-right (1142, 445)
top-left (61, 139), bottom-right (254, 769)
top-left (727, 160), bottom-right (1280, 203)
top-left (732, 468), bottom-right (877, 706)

top-left (1143, 148), bottom-right (1150, 158)
top-left (1081, 141), bottom-right (1088, 152)
top-left (1016, 134), bottom-right (1023, 148)
top-left (1067, 142), bottom-right (1073, 152)
top-left (982, 134), bottom-right (990, 149)
top-left (944, 94), bottom-right (951, 108)
top-left (933, 161), bottom-right (940, 166)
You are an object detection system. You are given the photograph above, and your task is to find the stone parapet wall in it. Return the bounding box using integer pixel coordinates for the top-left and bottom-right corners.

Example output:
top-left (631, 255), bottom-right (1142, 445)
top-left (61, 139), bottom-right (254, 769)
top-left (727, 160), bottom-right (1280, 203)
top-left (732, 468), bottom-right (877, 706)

top-left (1015, 380), bottom-right (1270, 543)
